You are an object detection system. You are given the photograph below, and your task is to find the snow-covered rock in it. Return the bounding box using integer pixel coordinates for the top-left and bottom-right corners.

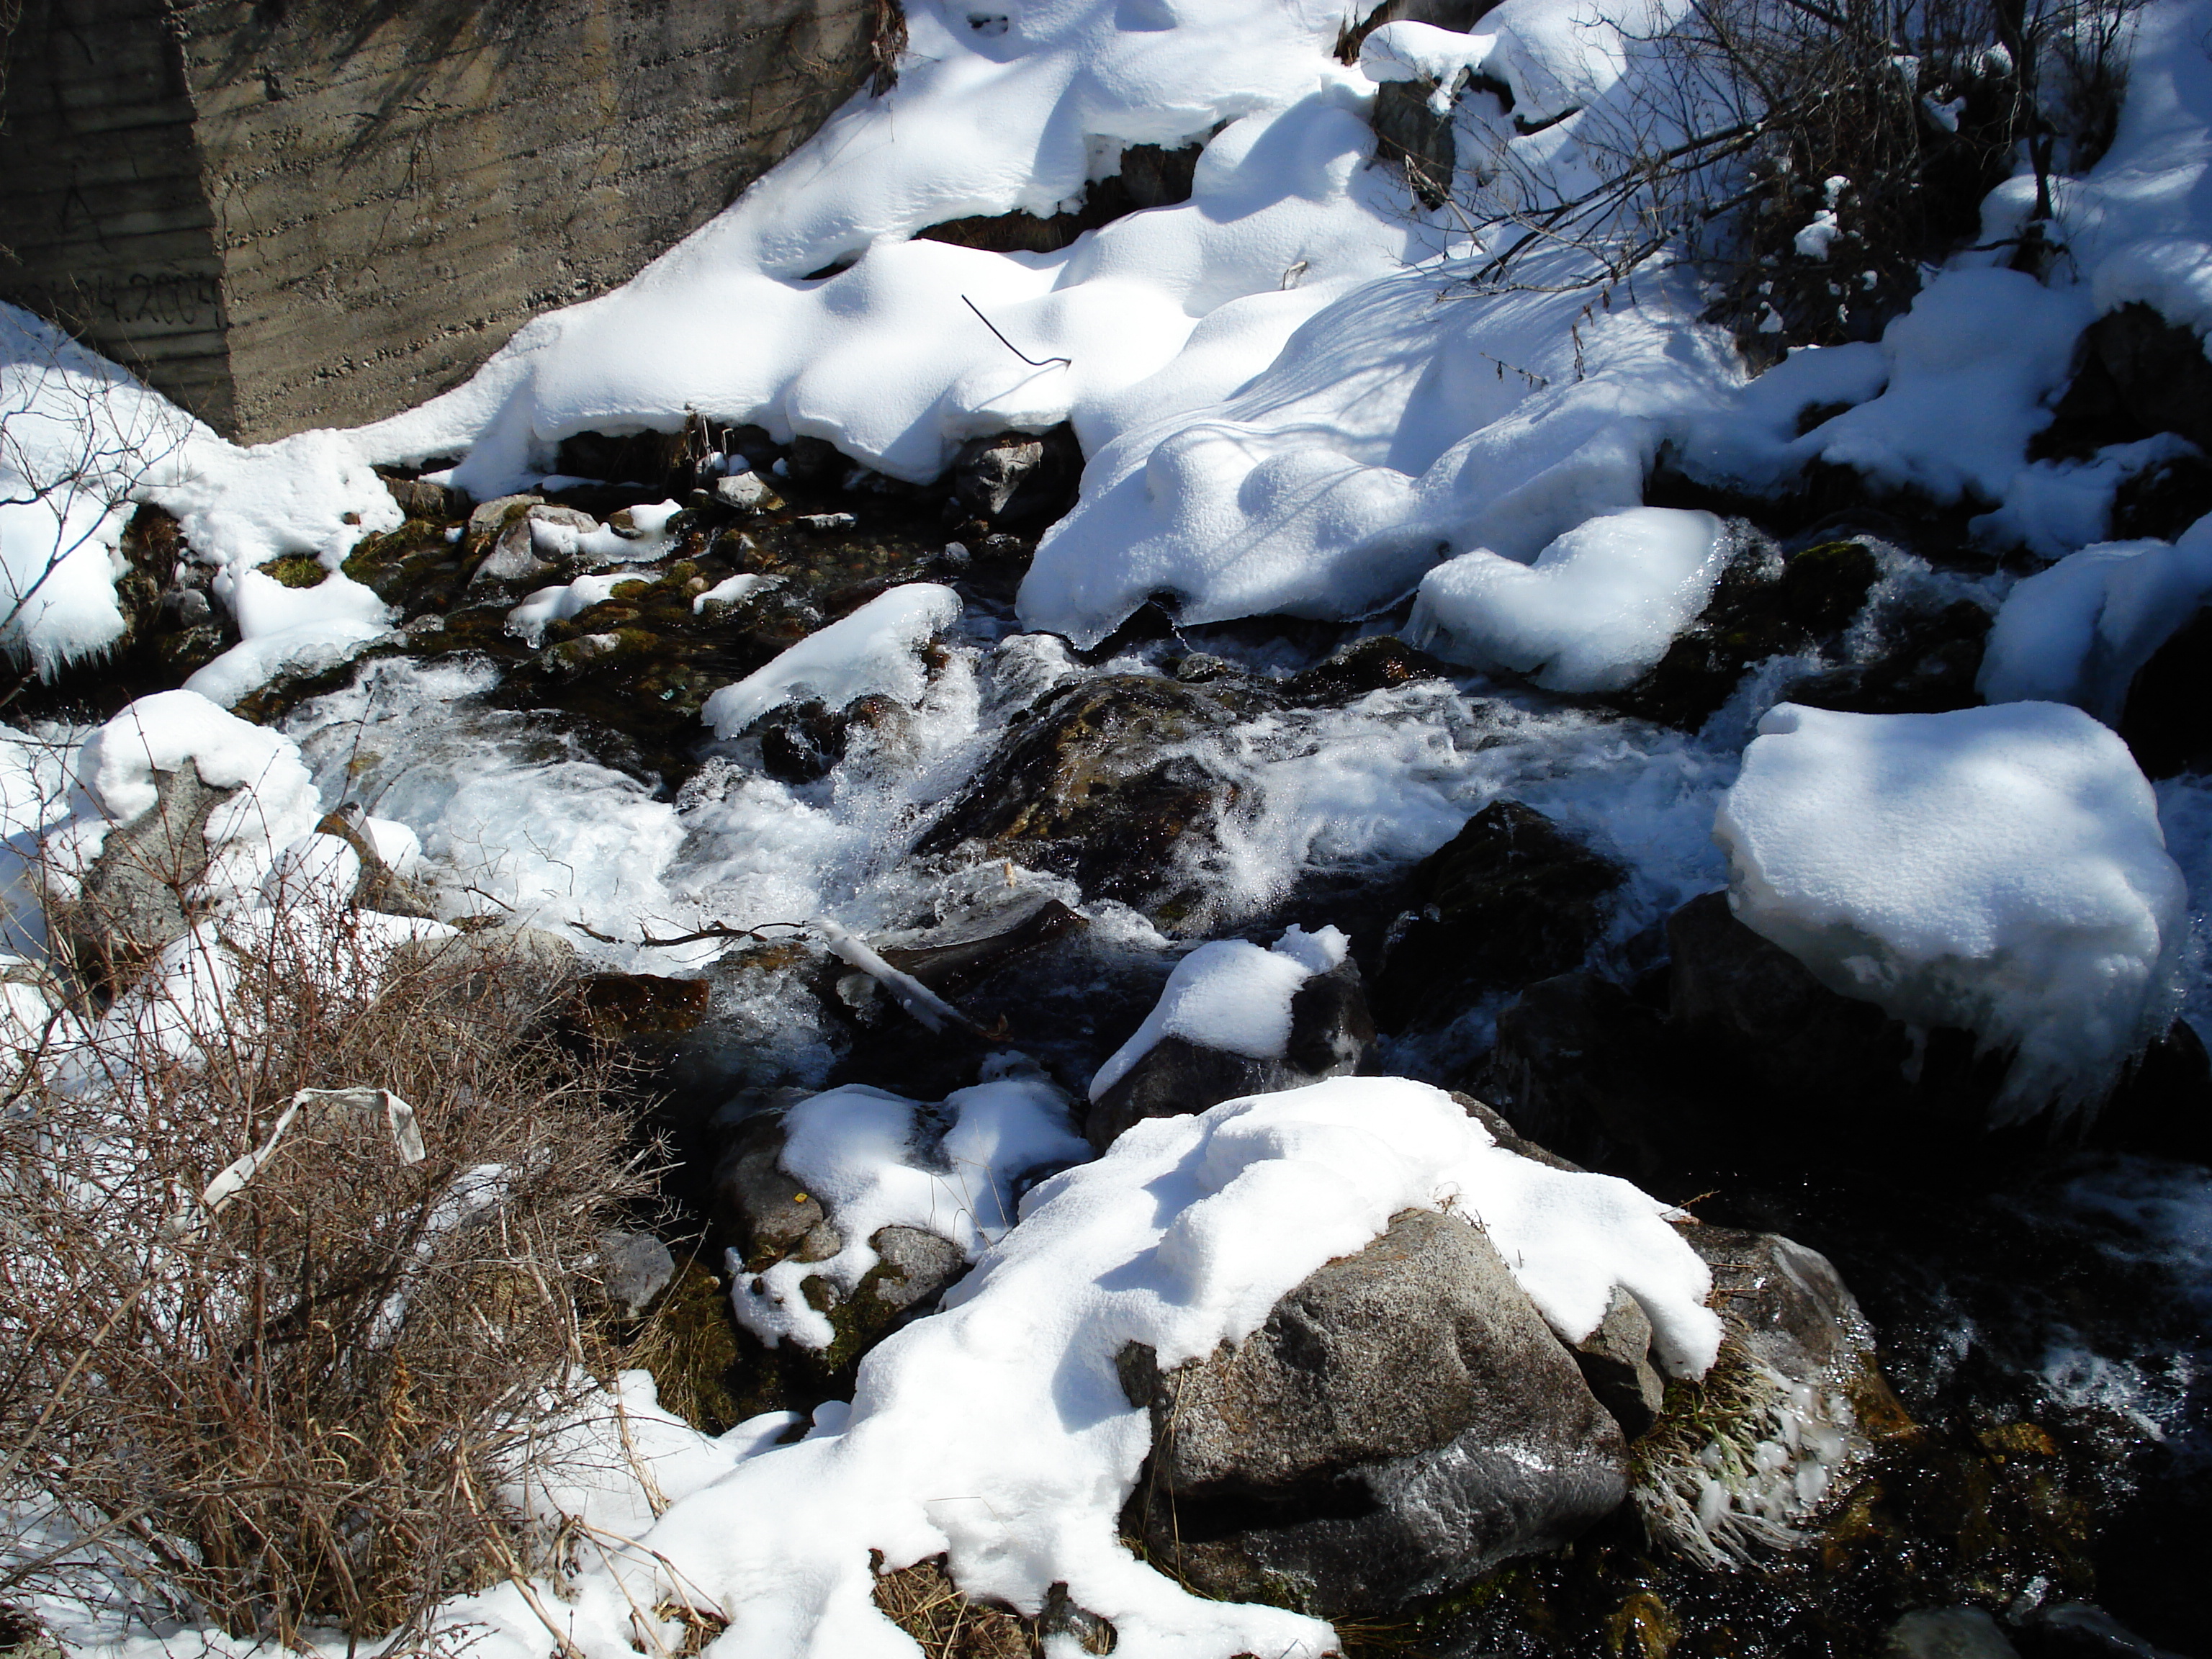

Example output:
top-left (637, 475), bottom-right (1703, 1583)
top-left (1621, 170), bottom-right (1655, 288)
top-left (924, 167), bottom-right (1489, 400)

top-left (1411, 507), bottom-right (1730, 693)
top-left (1712, 701), bottom-right (2189, 1120)
top-left (593, 1077), bottom-right (1719, 1659)
top-left (701, 582), bottom-right (961, 739)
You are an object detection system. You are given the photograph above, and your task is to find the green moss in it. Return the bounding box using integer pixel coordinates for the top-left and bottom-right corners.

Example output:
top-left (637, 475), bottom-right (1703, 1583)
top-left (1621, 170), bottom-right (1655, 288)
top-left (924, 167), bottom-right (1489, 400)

top-left (258, 553), bottom-right (328, 590)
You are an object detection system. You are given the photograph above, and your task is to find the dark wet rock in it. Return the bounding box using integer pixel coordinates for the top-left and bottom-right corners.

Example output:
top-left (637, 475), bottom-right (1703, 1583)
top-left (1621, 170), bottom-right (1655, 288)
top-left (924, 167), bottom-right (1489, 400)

top-left (784, 436), bottom-right (848, 488)
top-left (2118, 605), bottom-right (2212, 778)
top-left (914, 140), bottom-right (1202, 253)
top-left (1287, 634), bottom-right (1452, 702)
top-left (1484, 892), bottom-right (2212, 1188)
top-left (873, 891), bottom-right (1087, 1000)
top-left (913, 673), bottom-right (1267, 922)
top-left (597, 1229), bottom-right (678, 1320)
top-left (1677, 1224), bottom-right (1879, 1394)
top-left (1084, 956), bottom-right (1375, 1151)
top-left (1480, 967), bottom-right (1704, 1198)
top-left (2038, 302), bottom-right (2212, 459)
top-left (60, 760), bottom-right (228, 989)
top-left (951, 424), bottom-right (1083, 526)
top-left (377, 470), bottom-right (470, 521)
top-left (1371, 77), bottom-right (1455, 208)
top-left (1885, 1608), bottom-right (2022, 1659)
top-left (567, 971), bottom-right (711, 1043)
top-left (1119, 1208), bottom-right (1629, 1615)
top-left (1782, 598), bottom-right (1992, 717)
top-left (2012, 1601), bottom-right (2190, 1659)
top-left (755, 698), bottom-right (852, 783)
top-left (1372, 799), bottom-right (1625, 1032)
top-left (1610, 536), bottom-right (1880, 728)
top-left (342, 518), bottom-right (478, 615)
top-left (2108, 445), bottom-right (2212, 542)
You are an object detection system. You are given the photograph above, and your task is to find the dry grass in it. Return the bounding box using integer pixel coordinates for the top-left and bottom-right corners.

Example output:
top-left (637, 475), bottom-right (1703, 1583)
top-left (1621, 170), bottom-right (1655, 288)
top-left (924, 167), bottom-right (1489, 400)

top-left (0, 883), bottom-right (649, 1650)
top-left (873, 1559), bottom-right (1040, 1659)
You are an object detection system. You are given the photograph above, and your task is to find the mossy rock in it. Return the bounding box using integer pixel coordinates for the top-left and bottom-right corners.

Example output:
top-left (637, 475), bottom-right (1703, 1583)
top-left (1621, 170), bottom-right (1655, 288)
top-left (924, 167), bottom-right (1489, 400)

top-left (258, 552), bottom-right (329, 590)
top-left (343, 518), bottom-right (474, 613)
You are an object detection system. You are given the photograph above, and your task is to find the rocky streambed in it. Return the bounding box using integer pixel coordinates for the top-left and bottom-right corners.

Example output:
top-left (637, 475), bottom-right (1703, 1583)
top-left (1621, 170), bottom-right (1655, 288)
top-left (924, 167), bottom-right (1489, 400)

top-left (24, 413), bottom-right (2212, 1659)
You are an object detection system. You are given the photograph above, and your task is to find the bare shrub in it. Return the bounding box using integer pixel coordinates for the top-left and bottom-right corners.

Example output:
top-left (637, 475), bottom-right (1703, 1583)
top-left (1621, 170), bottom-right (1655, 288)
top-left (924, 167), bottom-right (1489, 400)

top-left (1456, 0), bottom-right (2142, 351)
top-left (0, 877), bottom-right (650, 1650)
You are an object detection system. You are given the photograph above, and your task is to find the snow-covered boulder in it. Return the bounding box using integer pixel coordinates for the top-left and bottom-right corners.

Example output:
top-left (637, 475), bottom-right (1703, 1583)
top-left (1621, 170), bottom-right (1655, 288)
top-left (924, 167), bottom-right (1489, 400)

top-left (1712, 701), bottom-right (2189, 1121)
top-left (611, 1078), bottom-right (1719, 1659)
top-left (1977, 516), bottom-right (2212, 720)
top-left (1411, 508), bottom-right (1730, 694)
top-left (701, 582), bottom-right (961, 739)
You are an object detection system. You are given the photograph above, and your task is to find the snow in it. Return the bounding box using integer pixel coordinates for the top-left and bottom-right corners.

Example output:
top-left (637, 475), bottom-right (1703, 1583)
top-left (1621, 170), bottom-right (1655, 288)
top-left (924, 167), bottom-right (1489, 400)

top-left (1977, 513), bottom-right (2212, 716)
top-left (2, 302), bottom-right (398, 687)
top-left (469, 1076), bottom-right (1717, 1659)
top-left (1410, 507), bottom-right (1728, 694)
top-left (1713, 701), bottom-right (2190, 1120)
top-left (508, 572), bottom-right (641, 647)
top-left (1089, 922), bottom-right (1347, 1100)
top-left (701, 582), bottom-right (963, 738)
top-left (729, 1069), bottom-right (1092, 1349)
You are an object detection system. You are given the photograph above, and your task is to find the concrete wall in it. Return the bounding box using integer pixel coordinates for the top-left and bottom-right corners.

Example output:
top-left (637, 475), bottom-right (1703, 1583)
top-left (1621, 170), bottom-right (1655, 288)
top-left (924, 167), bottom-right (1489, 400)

top-left (1, 0), bottom-right (880, 442)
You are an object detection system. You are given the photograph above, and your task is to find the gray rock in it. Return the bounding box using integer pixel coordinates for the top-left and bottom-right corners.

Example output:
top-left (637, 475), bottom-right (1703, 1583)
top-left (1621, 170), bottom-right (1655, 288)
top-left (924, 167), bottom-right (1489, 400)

top-left (469, 516), bottom-right (558, 588)
top-left (380, 475), bottom-right (469, 520)
top-left (1572, 1285), bottom-right (1666, 1439)
top-left (1885, 1609), bottom-right (2022, 1659)
top-left (713, 470), bottom-right (775, 513)
top-left (1120, 1208), bottom-right (1628, 1615)
top-left (950, 426), bottom-right (1081, 524)
top-left (465, 493), bottom-right (544, 538)
top-left (866, 1224), bottom-right (968, 1313)
top-left (1084, 958), bottom-right (1375, 1151)
top-left (598, 1230), bottom-right (677, 1318)
top-left (64, 760), bottom-right (229, 989)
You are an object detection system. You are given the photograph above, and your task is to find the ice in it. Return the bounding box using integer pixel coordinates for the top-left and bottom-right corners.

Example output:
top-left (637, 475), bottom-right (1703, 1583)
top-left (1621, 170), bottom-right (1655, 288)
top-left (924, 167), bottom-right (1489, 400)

top-left (1089, 922), bottom-right (1348, 1100)
top-left (729, 1069), bottom-right (1091, 1349)
top-left (1410, 507), bottom-right (1728, 693)
top-left (701, 583), bottom-right (963, 739)
top-left (1713, 701), bottom-right (2190, 1120)
top-left (509, 1076), bottom-right (1717, 1659)
top-left (1977, 513), bottom-right (2212, 717)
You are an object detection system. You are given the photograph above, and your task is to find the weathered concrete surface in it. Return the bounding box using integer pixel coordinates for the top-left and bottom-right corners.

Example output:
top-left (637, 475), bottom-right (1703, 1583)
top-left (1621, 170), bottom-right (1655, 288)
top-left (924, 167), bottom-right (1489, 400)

top-left (1, 0), bottom-right (886, 441)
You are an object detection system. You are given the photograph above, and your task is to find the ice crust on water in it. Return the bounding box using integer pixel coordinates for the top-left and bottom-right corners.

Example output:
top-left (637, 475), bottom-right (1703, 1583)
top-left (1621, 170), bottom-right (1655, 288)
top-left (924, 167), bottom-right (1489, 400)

top-left (1411, 507), bottom-right (1728, 693)
top-left (729, 1071), bottom-right (1092, 1350)
top-left (1714, 701), bottom-right (2189, 1120)
top-left (1088, 922), bottom-right (1347, 1100)
top-left (701, 583), bottom-right (961, 739)
top-left (462, 1078), bottom-right (1719, 1659)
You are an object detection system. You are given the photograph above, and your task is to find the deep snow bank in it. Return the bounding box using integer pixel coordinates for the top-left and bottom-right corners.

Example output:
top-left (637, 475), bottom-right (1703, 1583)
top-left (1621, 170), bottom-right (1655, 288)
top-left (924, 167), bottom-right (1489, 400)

top-left (1713, 702), bottom-right (2188, 1120)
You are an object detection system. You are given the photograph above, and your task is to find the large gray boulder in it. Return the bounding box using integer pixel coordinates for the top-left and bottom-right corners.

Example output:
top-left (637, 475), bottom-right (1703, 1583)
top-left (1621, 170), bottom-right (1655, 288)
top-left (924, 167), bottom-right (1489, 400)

top-left (1118, 1207), bottom-right (1628, 1615)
